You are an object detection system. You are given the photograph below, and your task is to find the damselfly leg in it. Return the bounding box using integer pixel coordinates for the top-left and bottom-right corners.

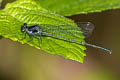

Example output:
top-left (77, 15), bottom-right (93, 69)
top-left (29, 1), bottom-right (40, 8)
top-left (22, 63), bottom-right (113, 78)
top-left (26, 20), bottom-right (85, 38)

top-left (20, 32), bottom-right (27, 40)
top-left (37, 35), bottom-right (42, 47)
top-left (28, 35), bottom-right (33, 42)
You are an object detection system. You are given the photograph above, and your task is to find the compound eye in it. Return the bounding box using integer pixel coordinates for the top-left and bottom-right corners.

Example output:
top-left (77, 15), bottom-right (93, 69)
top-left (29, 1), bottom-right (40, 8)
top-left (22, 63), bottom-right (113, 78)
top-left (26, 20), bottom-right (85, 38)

top-left (23, 23), bottom-right (27, 26)
top-left (22, 29), bottom-right (25, 32)
top-left (21, 26), bottom-right (25, 32)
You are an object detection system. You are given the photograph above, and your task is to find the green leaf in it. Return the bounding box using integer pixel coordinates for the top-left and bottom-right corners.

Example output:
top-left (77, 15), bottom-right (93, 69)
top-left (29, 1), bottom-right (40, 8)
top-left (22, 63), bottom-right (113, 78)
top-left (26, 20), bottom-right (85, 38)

top-left (35, 0), bottom-right (120, 16)
top-left (0, 0), bottom-right (86, 63)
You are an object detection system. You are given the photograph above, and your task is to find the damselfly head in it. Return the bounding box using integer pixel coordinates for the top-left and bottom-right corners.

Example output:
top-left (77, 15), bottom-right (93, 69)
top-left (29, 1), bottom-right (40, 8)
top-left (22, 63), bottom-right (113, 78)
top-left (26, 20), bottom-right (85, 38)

top-left (21, 23), bottom-right (28, 33)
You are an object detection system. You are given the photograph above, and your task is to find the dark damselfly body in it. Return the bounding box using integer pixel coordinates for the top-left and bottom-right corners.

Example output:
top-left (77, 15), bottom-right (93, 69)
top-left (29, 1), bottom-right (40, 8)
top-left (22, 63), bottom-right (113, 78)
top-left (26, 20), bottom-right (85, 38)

top-left (21, 23), bottom-right (112, 54)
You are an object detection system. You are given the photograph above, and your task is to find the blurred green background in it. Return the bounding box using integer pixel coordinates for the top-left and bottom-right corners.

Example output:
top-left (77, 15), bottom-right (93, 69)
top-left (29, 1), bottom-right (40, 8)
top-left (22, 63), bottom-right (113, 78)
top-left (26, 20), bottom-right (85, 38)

top-left (0, 0), bottom-right (120, 80)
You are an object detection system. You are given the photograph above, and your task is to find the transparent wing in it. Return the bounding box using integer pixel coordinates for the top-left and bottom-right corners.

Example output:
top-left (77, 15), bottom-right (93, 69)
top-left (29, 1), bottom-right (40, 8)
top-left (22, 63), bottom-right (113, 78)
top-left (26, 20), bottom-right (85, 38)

top-left (40, 24), bottom-right (85, 42)
top-left (76, 22), bottom-right (94, 38)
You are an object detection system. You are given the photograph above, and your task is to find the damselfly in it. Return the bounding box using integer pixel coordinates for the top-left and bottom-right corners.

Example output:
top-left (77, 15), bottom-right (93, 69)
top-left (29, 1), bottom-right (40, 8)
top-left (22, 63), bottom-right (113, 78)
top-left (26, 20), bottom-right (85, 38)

top-left (21, 23), bottom-right (112, 54)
